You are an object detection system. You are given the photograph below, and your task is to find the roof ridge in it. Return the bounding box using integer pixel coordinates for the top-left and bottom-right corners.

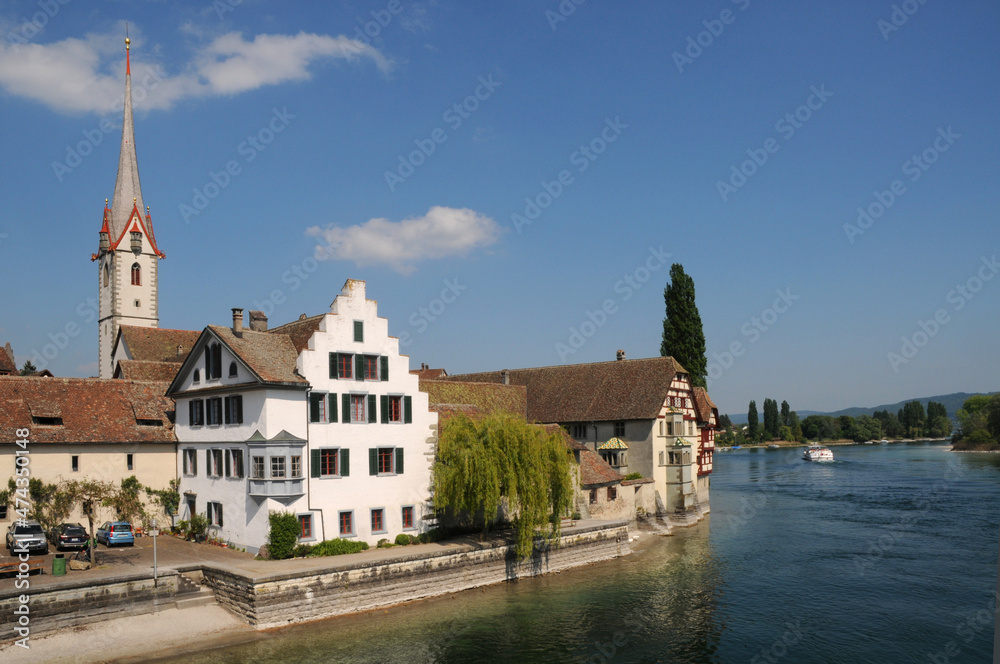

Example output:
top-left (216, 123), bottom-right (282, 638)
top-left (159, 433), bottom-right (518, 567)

top-left (452, 356), bottom-right (681, 375)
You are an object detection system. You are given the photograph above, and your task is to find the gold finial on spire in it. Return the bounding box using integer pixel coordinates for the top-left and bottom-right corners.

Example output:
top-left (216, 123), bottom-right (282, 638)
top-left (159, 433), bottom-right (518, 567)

top-left (146, 206), bottom-right (150, 214)
top-left (125, 22), bottom-right (130, 50)
top-left (134, 197), bottom-right (137, 204)
top-left (105, 198), bottom-right (109, 206)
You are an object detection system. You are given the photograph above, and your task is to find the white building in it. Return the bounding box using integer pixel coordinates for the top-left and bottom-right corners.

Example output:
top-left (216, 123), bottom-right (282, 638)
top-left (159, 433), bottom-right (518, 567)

top-left (167, 280), bottom-right (436, 552)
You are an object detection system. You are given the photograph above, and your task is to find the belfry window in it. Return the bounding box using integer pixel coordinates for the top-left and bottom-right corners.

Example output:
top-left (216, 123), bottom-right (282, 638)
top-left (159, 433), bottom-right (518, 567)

top-left (104, 263), bottom-right (110, 287)
top-left (131, 263), bottom-right (141, 286)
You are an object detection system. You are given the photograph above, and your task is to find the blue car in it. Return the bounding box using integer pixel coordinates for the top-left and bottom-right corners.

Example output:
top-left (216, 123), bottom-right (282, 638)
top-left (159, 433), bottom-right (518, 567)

top-left (96, 521), bottom-right (134, 547)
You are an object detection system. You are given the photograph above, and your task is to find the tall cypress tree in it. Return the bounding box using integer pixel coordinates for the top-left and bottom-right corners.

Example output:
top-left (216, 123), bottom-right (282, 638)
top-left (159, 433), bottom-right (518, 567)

top-left (780, 400), bottom-right (790, 427)
top-left (747, 400), bottom-right (759, 441)
top-left (660, 264), bottom-right (708, 387)
top-left (763, 398), bottom-right (780, 440)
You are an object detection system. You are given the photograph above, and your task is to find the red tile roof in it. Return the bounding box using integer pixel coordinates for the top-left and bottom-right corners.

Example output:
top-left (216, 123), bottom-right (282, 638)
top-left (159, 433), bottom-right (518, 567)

top-left (268, 315), bottom-right (324, 354)
top-left (0, 376), bottom-right (174, 444)
top-left (420, 379), bottom-right (527, 420)
top-left (411, 367), bottom-right (448, 380)
top-left (579, 448), bottom-right (623, 487)
top-left (537, 423), bottom-right (586, 451)
top-left (206, 326), bottom-right (308, 386)
top-left (115, 360), bottom-right (181, 383)
top-left (446, 357), bottom-right (689, 422)
top-left (118, 327), bottom-right (200, 363)
top-left (692, 386), bottom-right (718, 425)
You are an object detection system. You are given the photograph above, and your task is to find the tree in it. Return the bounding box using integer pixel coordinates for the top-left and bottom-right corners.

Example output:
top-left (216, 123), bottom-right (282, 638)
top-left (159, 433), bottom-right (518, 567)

top-left (852, 415), bottom-right (882, 443)
top-left (718, 414), bottom-right (733, 430)
top-left (108, 476), bottom-right (147, 527)
top-left (19, 360), bottom-right (37, 376)
top-left (839, 415), bottom-right (855, 441)
top-left (433, 414), bottom-right (574, 558)
top-left (898, 401), bottom-right (926, 438)
top-left (988, 395), bottom-right (1000, 441)
top-left (763, 399), bottom-right (780, 440)
top-left (660, 263), bottom-right (708, 387)
top-left (747, 401), bottom-right (759, 441)
top-left (65, 479), bottom-right (117, 564)
top-left (788, 411), bottom-right (803, 441)
top-left (780, 401), bottom-right (790, 427)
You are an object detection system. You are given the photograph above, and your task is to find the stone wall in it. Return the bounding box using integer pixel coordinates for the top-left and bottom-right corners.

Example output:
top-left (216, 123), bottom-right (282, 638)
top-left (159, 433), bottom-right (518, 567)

top-left (200, 521), bottom-right (630, 629)
top-left (0, 572), bottom-right (179, 637)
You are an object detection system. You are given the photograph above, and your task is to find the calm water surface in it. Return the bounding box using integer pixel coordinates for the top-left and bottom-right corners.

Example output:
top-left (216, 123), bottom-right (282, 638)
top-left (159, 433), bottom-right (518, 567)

top-left (152, 442), bottom-right (999, 663)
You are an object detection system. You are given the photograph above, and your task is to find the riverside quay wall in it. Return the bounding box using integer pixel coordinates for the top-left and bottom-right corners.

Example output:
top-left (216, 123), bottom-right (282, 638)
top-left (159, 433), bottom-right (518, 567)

top-left (198, 520), bottom-right (630, 629)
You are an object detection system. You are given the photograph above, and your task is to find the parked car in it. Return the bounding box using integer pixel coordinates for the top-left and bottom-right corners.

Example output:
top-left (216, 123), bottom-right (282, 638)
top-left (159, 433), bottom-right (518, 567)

top-left (96, 521), bottom-right (135, 547)
top-left (6, 521), bottom-right (49, 555)
top-left (49, 523), bottom-right (89, 551)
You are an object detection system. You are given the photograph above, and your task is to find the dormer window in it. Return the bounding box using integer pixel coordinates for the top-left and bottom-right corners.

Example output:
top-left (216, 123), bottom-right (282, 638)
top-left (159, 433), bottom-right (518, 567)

top-left (229, 362), bottom-right (238, 378)
top-left (131, 263), bottom-right (141, 286)
top-left (204, 343), bottom-right (222, 380)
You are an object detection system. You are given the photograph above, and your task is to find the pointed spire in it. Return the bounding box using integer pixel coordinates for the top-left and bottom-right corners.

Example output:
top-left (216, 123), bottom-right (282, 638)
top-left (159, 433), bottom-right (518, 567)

top-left (109, 33), bottom-right (143, 244)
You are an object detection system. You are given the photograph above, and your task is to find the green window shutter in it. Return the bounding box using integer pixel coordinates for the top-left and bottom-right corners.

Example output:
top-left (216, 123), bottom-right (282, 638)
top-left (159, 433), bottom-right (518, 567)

top-left (218, 504), bottom-right (223, 528)
top-left (368, 395), bottom-right (377, 423)
top-left (355, 354), bottom-right (364, 381)
top-left (369, 448), bottom-right (377, 476)
top-left (311, 449), bottom-right (321, 478)
top-left (329, 352), bottom-right (338, 379)
top-left (309, 393), bottom-right (321, 422)
top-left (225, 451), bottom-right (231, 477)
top-left (236, 396), bottom-right (243, 424)
top-left (342, 394), bottom-right (350, 423)
top-left (380, 395), bottom-right (389, 424)
top-left (354, 321), bottom-right (364, 342)
top-left (340, 448), bottom-right (350, 477)
top-left (395, 448), bottom-right (404, 474)
top-left (404, 396), bottom-right (412, 424)
top-left (380, 356), bottom-right (388, 381)
top-left (206, 449), bottom-right (211, 473)
top-left (224, 396), bottom-right (231, 425)
top-left (328, 393), bottom-right (338, 423)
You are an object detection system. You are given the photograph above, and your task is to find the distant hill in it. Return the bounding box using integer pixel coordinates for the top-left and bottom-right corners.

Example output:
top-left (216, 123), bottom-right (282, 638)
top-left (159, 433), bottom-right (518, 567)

top-left (725, 392), bottom-right (997, 424)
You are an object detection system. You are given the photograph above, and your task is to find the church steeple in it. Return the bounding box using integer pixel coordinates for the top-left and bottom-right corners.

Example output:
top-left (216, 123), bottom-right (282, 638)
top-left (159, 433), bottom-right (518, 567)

top-left (109, 35), bottom-right (144, 244)
top-left (96, 36), bottom-right (163, 379)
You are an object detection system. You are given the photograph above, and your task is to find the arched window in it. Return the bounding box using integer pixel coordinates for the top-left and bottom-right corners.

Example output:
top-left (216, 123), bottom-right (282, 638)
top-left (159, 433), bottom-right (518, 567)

top-left (131, 263), bottom-right (141, 286)
top-left (193, 369), bottom-right (200, 384)
top-left (103, 263), bottom-right (109, 287)
top-left (229, 362), bottom-right (238, 378)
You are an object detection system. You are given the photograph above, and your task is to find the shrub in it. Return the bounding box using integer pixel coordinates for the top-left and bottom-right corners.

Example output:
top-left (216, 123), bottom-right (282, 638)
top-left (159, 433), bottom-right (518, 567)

top-left (394, 534), bottom-right (411, 546)
top-left (377, 538), bottom-right (394, 548)
top-left (293, 544), bottom-right (314, 558)
top-left (308, 538), bottom-right (370, 557)
top-left (622, 472), bottom-right (643, 481)
top-left (267, 511), bottom-right (300, 560)
top-left (188, 513), bottom-right (209, 541)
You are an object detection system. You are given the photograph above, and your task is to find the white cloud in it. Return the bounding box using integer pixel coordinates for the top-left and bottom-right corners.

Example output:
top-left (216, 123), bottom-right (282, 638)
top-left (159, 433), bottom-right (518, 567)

top-left (0, 29), bottom-right (390, 114)
top-left (307, 206), bottom-right (502, 275)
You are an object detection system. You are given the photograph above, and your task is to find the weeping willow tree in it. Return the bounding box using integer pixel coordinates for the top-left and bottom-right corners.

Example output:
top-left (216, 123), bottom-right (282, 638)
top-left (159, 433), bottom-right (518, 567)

top-left (433, 413), bottom-right (575, 559)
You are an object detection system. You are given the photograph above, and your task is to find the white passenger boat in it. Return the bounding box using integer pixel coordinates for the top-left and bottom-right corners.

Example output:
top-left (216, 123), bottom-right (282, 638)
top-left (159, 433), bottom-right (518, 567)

top-left (803, 445), bottom-right (834, 462)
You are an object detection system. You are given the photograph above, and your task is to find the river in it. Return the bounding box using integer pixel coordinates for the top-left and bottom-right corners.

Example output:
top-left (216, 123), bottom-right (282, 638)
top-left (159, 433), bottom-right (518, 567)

top-left (151, 442), bottom-right (999, 663)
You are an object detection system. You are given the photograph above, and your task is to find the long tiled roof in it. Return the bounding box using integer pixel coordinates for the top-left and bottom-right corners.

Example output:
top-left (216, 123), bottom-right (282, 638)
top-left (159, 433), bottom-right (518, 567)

top-left (115, 360), bottom-right (181, 383)
top-left (119, 327), bottom-right (200, 363)
top-left (207, 326), bottom-right (307, 386)
top-left (0, 376), bottom-right (174, 444)
top-left (579, 448), bottom-right (623, 487)
top-left (446, 357), bottom-right (689, 423)
top-left (411, 367), bottom-right (448, 380)
top-left (268, 315), bottom-right (324, 354)
top-left (420, 379), bottom-right (527, 420)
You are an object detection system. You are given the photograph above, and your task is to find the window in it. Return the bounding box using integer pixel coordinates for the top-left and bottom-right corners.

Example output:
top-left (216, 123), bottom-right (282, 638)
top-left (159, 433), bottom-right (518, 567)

top-left (127, 454), bottom-right (134, 471)
top-left (370, 447), bottom-right (403, 475)
top-left (350, 394), bottom-right (366, 423)
top-left (589, 489), bottom-right (597, 504)
top-left (614, 421), bottom-right (625, 437)
top-left (353, 321), bottom-right (363, 342)
top-left (224, 395), bottom-right (243, 424)
top-left (271, 456), bottom-right (286, 479)
top-left (314, 448), bottom-right (350, 478)
top-left (229, 362), bottom-right (238, 378)
top-left (189, 399), bottom-right (204, 426)
top-left (131, 262), bottom-right (141, 286)
top-left (0, 505), bottom-right (7, 520)
top-left (401, 506), bottom-right (414, 530)
top-left (204, 342), bottom-right (222, 380)
top-left (71, 456), bottom-right (79, 472)
top-left (572, 424), bottom-right (587, 439)
top-left (299, 514), bottom-right (312, 539)
top-left (193, 369), bottom-right (200, 384)
top-left (183, 449), bottom-right (198, 476)
top-left (339, 511), bottom-right (354, 536)
top-left (134, 299), bottom-right (141, 308)
top-left (207, 449), bottom-right (223, 477)
top-left (104, 263), bottom-right (109, 287)
top-left (310, 392), bottom-right (328, 423)
top-left (226, 449), bottom-right (244, 479)
top-left (336, 353), bottom-right (353, 379)
top-left (385, 395), bottom-right (402, 423)
top-left (371, 508), bottom-right (385, 534)
top-left (291, 455), bottom-right (302, 478)
top-left (251, 456), bottom-right (265, 479)
top-left (608, 486), bottom-right (617, 501)
top-left (207, 502), bottom-right (223, 527)
top-left (364, 355), bottom-right (379, 380)
top-left (206, 397), bottom-right (222, 426)
top-left (666, 420), bottom-right (673, 436)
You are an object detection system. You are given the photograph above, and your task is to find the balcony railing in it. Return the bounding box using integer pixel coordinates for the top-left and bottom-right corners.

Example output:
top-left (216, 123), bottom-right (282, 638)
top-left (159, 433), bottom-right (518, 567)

top-left (248, 478), bottom-right (305, 498)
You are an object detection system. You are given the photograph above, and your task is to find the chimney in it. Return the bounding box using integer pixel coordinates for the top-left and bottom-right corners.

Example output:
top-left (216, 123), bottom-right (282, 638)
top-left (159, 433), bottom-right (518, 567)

top-left (501, 369), bottom-right (510, 385)
top-left (232, 308), bottom-right (244, 337)
top-left (616, 349), bottom-right (626, 361)
top-left (249, 310), bottom-right (268, 332)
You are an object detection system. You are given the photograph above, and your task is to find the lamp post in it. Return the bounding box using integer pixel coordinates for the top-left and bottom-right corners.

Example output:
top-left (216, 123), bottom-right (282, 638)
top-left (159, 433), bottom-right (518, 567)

top-left (151, 517), bottom-right (158, 587)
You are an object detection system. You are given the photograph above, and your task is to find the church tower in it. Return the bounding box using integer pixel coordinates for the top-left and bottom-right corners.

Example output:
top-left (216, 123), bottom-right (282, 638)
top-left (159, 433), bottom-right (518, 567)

top-left (93, 37), bottom-right (164, 379)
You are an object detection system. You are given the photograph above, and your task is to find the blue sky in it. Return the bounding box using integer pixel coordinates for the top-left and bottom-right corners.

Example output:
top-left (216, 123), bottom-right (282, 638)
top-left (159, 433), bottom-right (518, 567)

top-left (1, 1), bottom-right (997, 417)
